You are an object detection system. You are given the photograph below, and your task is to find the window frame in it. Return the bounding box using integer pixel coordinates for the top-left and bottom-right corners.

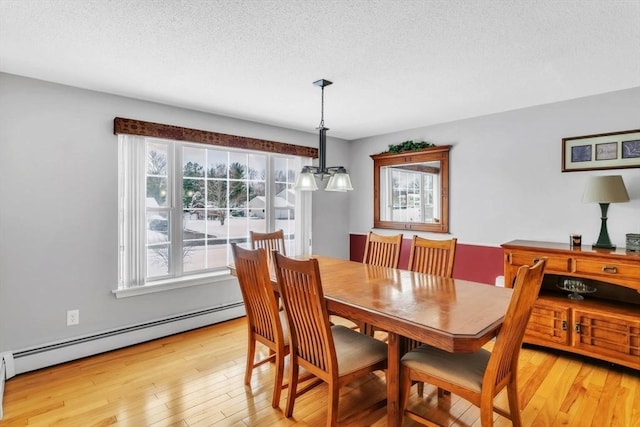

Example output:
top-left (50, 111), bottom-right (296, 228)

top-left (115, 120), bottom-right (314, 294)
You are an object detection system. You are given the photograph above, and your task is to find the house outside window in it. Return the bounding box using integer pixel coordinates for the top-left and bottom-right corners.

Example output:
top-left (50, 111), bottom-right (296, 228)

top-left (387, 168), bottom-right (437, 223)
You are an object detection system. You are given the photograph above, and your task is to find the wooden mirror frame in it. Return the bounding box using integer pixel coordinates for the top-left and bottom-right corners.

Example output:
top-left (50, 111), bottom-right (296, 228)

top-left (371, 145), bottom-right (450, 233)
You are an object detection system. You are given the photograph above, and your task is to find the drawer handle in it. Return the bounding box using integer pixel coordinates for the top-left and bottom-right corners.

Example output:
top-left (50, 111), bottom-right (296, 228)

top-left (575, 323), bottom-right (581, 333)
top-left (532, 258), bottom-right (541, 264)
top-left (602, 265), bottom-right (618, 274)
top-left (562, 320), bottom-right (567, 331)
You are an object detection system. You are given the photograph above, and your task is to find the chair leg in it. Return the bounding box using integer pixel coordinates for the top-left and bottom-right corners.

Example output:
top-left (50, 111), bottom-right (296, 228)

top-left (244, 335), bottom-right (256, 385)
top-left (417, 381), bottom-right (424, 397)
top-left (271, 351), bottom-right (285, 408)
top-left (479, 395), bottom-right (495, 427)
top-left (507, 380), bottom-right (522, 427)
top-left (400, 366), bottom-right (412, 415)
top-left (437, 387), bottom-right (450, 397)
top-left (285, 359), bottom-right (299, 418)
top-left (327, 382), bottom-right (340, 427)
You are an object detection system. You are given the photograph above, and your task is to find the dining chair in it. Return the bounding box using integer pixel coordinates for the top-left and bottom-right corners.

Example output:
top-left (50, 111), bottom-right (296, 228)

top-left (406, 235), bottom-right (457, 397)
top-left (273, 252), bottom-right (388, 427)
top-left (407, 236), bottom-right (457, 276)
top-left (231, 243), bottom-right (288, 408)
top-left (362, 231), bottom-right (403, 268)
top-left (250, 229), bottom-right (287, 271)
top-left (359, 231), bottom-right (404, 336)
top-left (399, 258), bottom-right (546, 426)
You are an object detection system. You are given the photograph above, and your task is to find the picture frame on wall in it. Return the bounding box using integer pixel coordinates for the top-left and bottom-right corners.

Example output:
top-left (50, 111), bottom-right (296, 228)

top-left (562, 129), bottom-right (640, 172)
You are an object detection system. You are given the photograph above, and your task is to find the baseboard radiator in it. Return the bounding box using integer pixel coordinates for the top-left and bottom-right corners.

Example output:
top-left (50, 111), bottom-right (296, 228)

top-left (1, 302), bottom-right (245, 419)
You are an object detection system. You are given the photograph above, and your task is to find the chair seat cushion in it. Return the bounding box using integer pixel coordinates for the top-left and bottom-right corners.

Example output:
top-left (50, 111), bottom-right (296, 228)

top-left (401, 344), bottom-right (490, 393)
top-left (331, 325), bottom-right (388, 376)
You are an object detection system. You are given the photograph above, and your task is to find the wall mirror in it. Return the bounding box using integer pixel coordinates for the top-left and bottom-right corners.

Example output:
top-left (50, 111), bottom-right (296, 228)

top-left (371, 145), bottom-right (450, 233)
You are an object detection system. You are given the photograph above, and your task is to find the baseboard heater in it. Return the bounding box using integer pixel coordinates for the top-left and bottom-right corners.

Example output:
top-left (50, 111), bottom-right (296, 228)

top-left (2, 302), bottom-right (246, 419)
top-left (9, 302), bottom-right (245, 377)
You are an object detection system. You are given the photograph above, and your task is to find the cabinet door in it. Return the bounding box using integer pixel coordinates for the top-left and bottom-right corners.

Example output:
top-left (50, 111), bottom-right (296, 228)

top-left (573, 309), bottom-right (640, 367)
top-left (525, 300), bottom-right (570, 346)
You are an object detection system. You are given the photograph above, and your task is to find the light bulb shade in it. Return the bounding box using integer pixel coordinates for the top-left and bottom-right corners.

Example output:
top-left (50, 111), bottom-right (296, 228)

top-left (582, 175), bottom-right (630, 203)
top-left (325, 171), bottom-right (353, 192)
top-left (294, 172), bottom-right (318, 191)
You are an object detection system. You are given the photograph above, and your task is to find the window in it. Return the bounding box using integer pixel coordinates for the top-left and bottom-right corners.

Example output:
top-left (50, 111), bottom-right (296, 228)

top-left (118, 134), bottom-right (309, 289)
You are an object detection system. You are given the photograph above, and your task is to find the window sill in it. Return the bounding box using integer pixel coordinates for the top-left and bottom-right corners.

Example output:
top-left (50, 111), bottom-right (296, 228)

top-left (113, 269), bottom-right (234, 299)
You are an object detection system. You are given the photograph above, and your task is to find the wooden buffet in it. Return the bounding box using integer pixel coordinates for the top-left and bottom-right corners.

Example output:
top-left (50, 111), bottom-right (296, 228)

top-left (502, 240), bottom-right (640, 370)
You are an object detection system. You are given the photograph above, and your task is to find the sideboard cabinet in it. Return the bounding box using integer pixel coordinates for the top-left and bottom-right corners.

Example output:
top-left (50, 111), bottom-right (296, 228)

top-left (502, 240), bottom-right (640, 370)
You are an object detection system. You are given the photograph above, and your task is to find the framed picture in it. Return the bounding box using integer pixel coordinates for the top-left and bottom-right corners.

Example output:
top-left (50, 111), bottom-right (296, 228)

top-left (562, 129), bottom-right (640, 172)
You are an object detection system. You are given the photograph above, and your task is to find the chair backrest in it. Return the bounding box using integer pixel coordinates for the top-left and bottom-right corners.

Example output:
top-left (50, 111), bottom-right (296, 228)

top-left (362, 231), bottom-right (403, 268)
top-left (484, 258), bottom-right (546, 393)
top-left (231, 243), bottom-right (284, 346)
top-left (273, 252), bottom-right (337, 379)
top-left (407, 236), bottom-right (457, 277)
top-left (250, 230), bottom-right (287, 271)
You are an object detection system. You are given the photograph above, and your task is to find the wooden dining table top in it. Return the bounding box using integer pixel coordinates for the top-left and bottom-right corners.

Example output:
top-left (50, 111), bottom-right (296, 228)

top-left (230, 254), bottom-right (513, 426)
top-left (311, 256), bottom-right (512, 352)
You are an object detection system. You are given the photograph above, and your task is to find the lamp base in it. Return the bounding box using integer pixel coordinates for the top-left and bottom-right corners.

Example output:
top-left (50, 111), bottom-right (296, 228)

top-left (592, 243), bottom-right (616, 250)
top-left (592, 203), bottom-right (615, 250)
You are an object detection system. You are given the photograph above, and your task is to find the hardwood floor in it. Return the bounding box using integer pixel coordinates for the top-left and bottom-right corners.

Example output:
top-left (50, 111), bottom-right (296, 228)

top-left (2, 317), bottom-right (639, 426)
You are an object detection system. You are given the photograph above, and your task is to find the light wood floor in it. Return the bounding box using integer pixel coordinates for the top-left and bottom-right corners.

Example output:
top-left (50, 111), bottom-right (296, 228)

top-left (3, 317), bottom-right (639, 426)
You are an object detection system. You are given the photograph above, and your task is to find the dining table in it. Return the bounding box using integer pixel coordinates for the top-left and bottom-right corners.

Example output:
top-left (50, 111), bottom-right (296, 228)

top-left (231, 254), bottom-right (513, 426)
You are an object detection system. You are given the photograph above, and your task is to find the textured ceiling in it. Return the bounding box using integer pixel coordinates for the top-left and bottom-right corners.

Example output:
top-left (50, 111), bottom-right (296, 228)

top-left (1, 0), bottom-right (639, 140)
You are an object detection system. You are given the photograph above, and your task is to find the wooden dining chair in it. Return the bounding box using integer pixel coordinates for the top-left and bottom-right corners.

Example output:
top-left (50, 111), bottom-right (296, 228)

top-left (358, 231), bottom-right (404, 336)
top-left (250, 229), bottom-right (287, 271)
top-left (273, 252), bottom-right (388, 427)
top-left (400, 258), bottom-right (547, 426)
top-left (362, 231), bottom-right (403, 268)
top-left (231, 243), bottom-right (288, 408)
top-left (407, 236), bottom-right (457, 277)
top-left (406, 235), bottom-right (458, 396)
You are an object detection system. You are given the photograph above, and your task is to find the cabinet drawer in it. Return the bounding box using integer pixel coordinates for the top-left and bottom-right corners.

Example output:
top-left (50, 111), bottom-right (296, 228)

top-left (525, 301), bottom-right (570, 345)
top-left (573, 309), bottom-right (640, 365)
top-left (573, 258), bottom-right (640, 282)
top-left (509, 251), bottom-right (570, 273)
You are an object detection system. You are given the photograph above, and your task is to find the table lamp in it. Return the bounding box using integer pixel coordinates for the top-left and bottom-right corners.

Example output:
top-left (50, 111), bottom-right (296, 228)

top-left (582, 175), bottom-right (629, 249)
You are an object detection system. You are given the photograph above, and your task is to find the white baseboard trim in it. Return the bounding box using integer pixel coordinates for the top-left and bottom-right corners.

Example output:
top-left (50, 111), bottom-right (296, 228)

top-left (1, 357), bottom-right (5, 420)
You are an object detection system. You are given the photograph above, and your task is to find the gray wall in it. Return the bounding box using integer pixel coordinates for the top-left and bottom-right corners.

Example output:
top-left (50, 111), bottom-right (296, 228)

top-left (348, 88), bottom-right (640, 247)
top-left (0, 73), bottom-right (350, 354)
top-left (1, 71), bottom-right (638, 360)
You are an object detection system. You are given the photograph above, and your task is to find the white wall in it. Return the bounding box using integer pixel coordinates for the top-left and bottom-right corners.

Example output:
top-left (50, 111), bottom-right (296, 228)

top-left (348, 88), bottom-right (640, 247)
top-left (0, 73), bottom-right (350, 357)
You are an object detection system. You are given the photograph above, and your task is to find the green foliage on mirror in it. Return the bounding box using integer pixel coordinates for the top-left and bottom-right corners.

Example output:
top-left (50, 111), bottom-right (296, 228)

top-left (384, 140), bottom-right (435, 154)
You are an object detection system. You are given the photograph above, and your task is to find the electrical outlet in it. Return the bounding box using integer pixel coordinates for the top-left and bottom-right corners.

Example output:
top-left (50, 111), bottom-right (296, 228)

top-left (67, 309), bottom-right (79, 326)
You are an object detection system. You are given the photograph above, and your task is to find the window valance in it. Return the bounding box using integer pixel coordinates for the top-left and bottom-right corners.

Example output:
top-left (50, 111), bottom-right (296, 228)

top-left (114, 117), bottom-right (318, 159)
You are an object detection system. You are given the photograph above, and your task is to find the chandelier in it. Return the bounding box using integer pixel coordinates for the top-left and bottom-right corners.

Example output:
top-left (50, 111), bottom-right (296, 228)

top-left (294, 79), bottom-right (353, 192)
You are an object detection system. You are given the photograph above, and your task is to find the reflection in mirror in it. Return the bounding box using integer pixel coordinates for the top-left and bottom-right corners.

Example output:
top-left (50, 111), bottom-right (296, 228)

top-left (379, 160), bottom-right (440, 223)
top-left (372, 146), bottom-right (449, 233)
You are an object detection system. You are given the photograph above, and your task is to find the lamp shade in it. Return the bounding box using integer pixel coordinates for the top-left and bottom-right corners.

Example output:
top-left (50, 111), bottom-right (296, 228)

top-left (325, 171), bottom-right (353, 192)
top-left (582, 175), bottom-right (630, 203)
top-left (294, 172), bottom-right (318, 191)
